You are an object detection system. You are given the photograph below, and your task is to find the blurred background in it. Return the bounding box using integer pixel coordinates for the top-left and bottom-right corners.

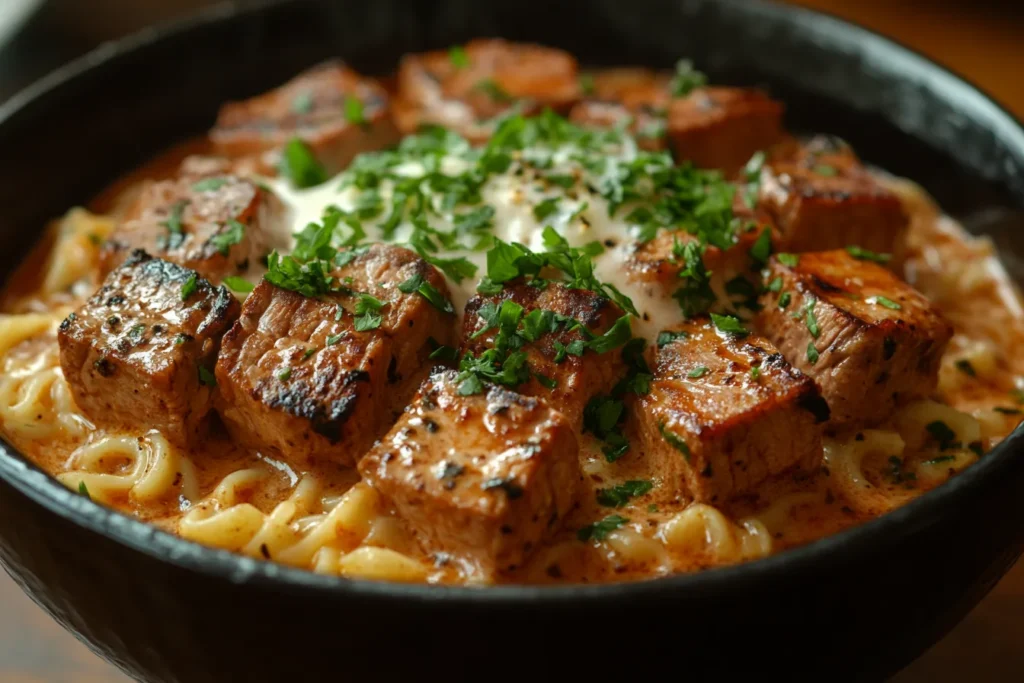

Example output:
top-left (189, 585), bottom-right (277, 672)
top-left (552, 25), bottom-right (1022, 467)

top-left (0, 0), bottom-right (1021, 681)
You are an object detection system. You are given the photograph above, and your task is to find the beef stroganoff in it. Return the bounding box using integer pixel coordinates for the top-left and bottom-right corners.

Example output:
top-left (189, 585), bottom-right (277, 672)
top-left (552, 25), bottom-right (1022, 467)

top-left (2, 40), bottom-right (1022, 585)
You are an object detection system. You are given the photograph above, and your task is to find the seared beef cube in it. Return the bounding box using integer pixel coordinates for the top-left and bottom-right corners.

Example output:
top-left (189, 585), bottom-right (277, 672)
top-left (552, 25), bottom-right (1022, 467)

top-left (211, 61), bottom-right (399, 177)
top-left (215, 244), bottom-right (455, 466)
top-left (756, 250), bottom-right (952, 426)
top-left (667, 87), bottom-right (785, 173)
top-left (394, 39), bottom-right (580, 143)
top-left (757, 136), bottom-right (909, 259)
top-left (358, 369), bottom-right (580, 574)
top-left (631, 318), bottom-right (828, 503)
top-left (460, 283), bottom-right (627, 429)
top-left (58, 250), bottom-right (239, 445)
top-left (100, 170), bottom-right (288, 282)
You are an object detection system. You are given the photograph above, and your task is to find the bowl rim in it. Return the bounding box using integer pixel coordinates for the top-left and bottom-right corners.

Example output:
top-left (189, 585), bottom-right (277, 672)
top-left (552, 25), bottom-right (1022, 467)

top-left (2, 0), bottom-right (1024, 605)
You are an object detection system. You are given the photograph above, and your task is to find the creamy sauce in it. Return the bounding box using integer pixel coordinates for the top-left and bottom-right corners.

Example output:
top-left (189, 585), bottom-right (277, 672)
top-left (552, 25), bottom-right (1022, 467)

top-left (264, 135), bottom-right (680, 341)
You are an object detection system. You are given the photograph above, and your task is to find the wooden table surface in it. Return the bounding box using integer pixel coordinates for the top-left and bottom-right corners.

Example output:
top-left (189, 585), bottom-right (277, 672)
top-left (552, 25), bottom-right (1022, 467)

top-left (1, 0), bottom-right (1023, 680)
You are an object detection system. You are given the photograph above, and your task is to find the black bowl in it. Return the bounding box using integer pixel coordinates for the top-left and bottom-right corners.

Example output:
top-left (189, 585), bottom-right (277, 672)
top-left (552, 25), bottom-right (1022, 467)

top-left (2, 1), bottom-right (1023, 681)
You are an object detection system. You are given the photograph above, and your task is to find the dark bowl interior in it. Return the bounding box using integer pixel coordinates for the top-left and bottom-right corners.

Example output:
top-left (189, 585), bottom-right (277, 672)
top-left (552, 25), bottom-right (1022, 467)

top-left (1, 1), bottom-right (1024, 681)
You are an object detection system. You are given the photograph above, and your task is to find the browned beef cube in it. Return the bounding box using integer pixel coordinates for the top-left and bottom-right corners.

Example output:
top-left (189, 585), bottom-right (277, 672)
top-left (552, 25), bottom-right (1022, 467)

top-left (215, 244), bottom-right (456, 466)
top-left (631, 317), bottom-right (828, 503)
top-left (666, 87), bottom-right (785, 173)
top-left (755, 250), bottom-right (952, 426)
top-left (100, 170), bottom-right (288, 282)
top-left (358, 369), bottom-right (580, 574)
top-left (394, 39), bottom-right (580, 143)
top-left (460, 282), bottom-right (627, 429)
top-left (58, 250), bottom-right (240, 445)
top-left (211, 61), bottom-right (399, 176)
top-left (757, 136), bottom-right (909, 260)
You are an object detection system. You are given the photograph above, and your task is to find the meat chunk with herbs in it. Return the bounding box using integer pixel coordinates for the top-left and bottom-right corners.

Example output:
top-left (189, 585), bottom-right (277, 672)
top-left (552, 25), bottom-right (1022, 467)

top-left (58, 250), bottom-right (239, 445)
top-left (631, 317), bottom-right (828, 503)
top-left (459, 282), bottom-right (629, 429)
top-left (100, 169), bottom-right (288, 283)
top-left (755, 250), bottom-right (952, 426)
top-left (358, 368), bottom-right (581, 574)
top-left (210, 61), bottom-right (399, 179)
top-left (625, 194), bottom-right (777, 315)
top-left (394, 39), bottom-right (580, 143)
top-left (215, 244), bottom-right (456, 466)
top-left (755, 136), bottom-right (909, 260)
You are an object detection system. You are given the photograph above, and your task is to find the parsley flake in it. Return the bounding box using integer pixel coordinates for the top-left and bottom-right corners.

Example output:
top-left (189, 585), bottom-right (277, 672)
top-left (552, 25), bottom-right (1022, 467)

top-left (597, 480), bottom-right (653, 508)
top-left (577, 514), bottom-right (628, 542)
top-left (845, 245), bottom-right (891, 264)
top-left (180, 273), bottom-right (198, 301)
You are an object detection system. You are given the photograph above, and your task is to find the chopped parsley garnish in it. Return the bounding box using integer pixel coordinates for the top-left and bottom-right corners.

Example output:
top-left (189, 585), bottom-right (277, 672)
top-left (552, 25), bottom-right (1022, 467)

top-left (748, 229), bottom-right (772, 265)
top-left (398, 273), bottom-right (455, 314)
top-left (710, 313), bottom-right (748, 337)
top-left (778, 291), bottom-right (791, 309)
top-left (672, 239), bottom-right (715, 318)
top-left (766, 277), bottom-right (783, 293)
top-left (845, 245), bottom-right (891, 264)
top-left (777, 252), bottom-right (799, 267)
top-left (210, 219), bottom-right (246, 256)
top-left (545, 173), bottom-right (576, 189)
top-left (326, 333), bottom-right (343, 346)
top-left (868, 295), bottom-right (902, 311)
top-left (926, 420), bottom-right (958, 451)
top-left (750, 365), bottom-right (762, 380)
top-left (669, 59), bottom-right (707, 97)
top-left (159, 200), bottom-right (188, 250)
top-left (474, 78), bottom-right (513, 103)
top-left (584, 395), bottom-right (630, 462)
top-left (192, 177), bottom-right (228, 192)
top-left (742, 150), bottom-right (765, 209)
top-left (923, 455), bottom-right (956, 466)
top-left (955, 359), bottom-right (976, 377)
top-left (344, 96), bottom-right (365, 125)
top-left (806, 342), bottom-right (819, 365)
top-left (533, 197), bottom-right (560, 221)
top-left (279, 138), bottom-right (328, 188)
top-left (814, 164), bottom-right (838, 176)
top-left (577, 514), bottom-right (628, 541)
top-left (687, 366), bottom-right (709, 379)
top-left (303, 348), bottom-right (317, 359)
top-left (804, 297), bottom-right (820, 338)
top-left (448, 45), bottom-right (470, 68)
top-left (223, 276), bottom-right (254, 293)
top-left (180, 273), bottom-right (198, 301)
top-left (277, 367), bottom-right (292, 381)
top-left (657, 330), bottom-right (689, 348)
top-left (198, 366), bottom-right (217, 387)
top-left (658, 422), bottom-right (690, 461)
top-left (353, 293), bottom-right (384, 331)
top-left (78, 481), bottom-right (90, 499)
top-left (597, 480), bottom-right (653, 508)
